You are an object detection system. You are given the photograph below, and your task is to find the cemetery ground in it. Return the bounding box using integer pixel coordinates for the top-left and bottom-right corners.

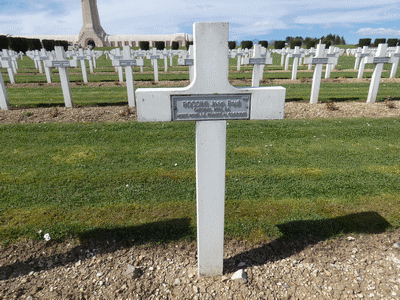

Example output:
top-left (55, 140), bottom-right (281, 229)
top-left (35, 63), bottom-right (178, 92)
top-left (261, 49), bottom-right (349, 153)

top-left (0, 52), bottom-right (400, 299)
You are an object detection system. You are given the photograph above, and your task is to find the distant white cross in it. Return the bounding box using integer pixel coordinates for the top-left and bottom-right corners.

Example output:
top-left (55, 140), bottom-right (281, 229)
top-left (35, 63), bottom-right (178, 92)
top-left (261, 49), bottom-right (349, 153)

top-left (44, 46), bottom-right (78, 108)
top-left (0, 68), bottom-right (10, 110)
top-left (366, 43), bottom-right (393, 103)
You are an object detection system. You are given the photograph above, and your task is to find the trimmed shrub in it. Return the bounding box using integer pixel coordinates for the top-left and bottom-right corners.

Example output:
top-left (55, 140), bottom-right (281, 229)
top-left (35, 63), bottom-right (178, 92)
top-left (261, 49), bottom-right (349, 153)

top-left (228, 41), bottom-right (236, 50)
top-left (387, 39), bottom-right (399, 47)
top-left (55, 40), bottom-right (69, 51)
top-left (185, 41), bottom-right (193, 50)
top-left (9, 37), bottom-right (31, 53)
top-left (139, 41), bottom-right (150, 51)
top-left (42, 39), bottom-right (55, 51)
top-left (154, 41), bottom-right (165, 50)
top-left (290, 40), bottom-right (302, 49)
top-left (0, 35), bottom-right (10, 50)
top-left (374, 38), bottom-right (386, 47)
top-left (171, 41), bottom-right (180, 50)
top-left (259, 40), bottom-right (268, 48)
top-left (274, 40), bottom-right (286, 49)
top-left (358, 38), bottom-right (371, 47)
top-left (241, 40), bottom-right (253, 49)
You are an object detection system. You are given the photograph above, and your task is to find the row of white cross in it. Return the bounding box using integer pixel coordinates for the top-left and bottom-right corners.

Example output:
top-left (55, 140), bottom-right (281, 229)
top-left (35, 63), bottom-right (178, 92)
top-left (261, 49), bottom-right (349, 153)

top-left (1, 42), bottom-right (399, 110)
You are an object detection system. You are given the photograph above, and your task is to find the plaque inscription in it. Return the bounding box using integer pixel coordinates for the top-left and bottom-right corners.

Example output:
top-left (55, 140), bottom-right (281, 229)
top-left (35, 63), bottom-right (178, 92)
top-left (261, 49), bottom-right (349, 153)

top-left (172, 94), bottom-right (251, 121)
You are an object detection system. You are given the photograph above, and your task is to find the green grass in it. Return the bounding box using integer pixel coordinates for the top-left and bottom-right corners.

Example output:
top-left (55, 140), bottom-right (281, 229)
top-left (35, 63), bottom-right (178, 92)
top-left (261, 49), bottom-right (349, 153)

top-left (1, 118), bottom-right (399, 245)
top-left (5, 81), bottom-right (400, 108)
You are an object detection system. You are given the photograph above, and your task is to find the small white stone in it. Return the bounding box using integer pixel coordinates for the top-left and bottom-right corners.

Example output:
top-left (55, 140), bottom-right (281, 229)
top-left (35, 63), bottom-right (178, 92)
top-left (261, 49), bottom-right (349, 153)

top-left (347, 236), bottom-right (355, 241)
top-left (393, 242), bottom-right (400, 249)
top-left (231, 269), bottom-right (247, 283)
top-left (124, 264), bottom-right (141, 278)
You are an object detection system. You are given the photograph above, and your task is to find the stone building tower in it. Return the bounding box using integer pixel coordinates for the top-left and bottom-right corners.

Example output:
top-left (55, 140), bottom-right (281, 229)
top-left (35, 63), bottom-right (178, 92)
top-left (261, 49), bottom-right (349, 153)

top-left (77, 0), bottom-right (109, 48)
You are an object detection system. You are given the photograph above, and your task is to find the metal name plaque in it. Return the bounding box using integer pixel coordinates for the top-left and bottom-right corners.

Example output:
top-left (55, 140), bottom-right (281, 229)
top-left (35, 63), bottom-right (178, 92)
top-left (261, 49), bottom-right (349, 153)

top-left (150, 55), bottom-right (160, 59)
top-left (373, 57), bottom-right (390, 64)
top-left (172, 94), bottom-right (251, 121)
top-left (185, 59), bottom-right (194, 66)
top-left (291, 54), bottom-right (302, 58)
top-left (249, 58), bottom-right (266, 65)
top-left (312, 58), bottom-right (329, 64)
top-left (119, 60), bottom-right (137, 67)
top-left (52, 61), bottom-right (70, 68)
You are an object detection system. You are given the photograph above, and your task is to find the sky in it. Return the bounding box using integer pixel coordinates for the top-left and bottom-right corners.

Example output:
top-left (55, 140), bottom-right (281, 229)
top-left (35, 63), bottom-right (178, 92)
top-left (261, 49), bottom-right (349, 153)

top-left (1, 0), bottom-right (400, 45)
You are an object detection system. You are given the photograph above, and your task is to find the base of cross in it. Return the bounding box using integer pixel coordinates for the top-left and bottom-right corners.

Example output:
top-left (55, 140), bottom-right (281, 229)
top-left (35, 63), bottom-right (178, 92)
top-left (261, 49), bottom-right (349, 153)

top-left (135, 22), bottom-right (286, 277)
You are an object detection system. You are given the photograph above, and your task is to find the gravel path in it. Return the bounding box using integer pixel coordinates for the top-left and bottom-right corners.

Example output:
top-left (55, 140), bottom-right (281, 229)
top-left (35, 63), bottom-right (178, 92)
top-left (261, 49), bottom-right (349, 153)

top-left (0, 230), bottom-right (400, 299)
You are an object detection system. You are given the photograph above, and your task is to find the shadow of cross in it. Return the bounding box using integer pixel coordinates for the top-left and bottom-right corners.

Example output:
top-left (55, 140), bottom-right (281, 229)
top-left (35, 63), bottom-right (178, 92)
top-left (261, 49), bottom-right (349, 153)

top-left (135, 22), bottom-right (285, 277)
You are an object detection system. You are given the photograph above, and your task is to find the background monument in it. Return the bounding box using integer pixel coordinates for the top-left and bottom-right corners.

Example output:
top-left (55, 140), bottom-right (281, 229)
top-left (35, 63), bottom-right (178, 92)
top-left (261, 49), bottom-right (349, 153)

top-left (77, 0), bottom-right (109, 48)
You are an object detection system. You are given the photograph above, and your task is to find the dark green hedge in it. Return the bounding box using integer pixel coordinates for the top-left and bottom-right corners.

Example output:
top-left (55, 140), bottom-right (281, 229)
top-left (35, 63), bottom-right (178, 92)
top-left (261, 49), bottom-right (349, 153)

top-left (171, 41), bottom-right (180, 50)
top-left (274, 41), bottom-right (286, 49)
top-left (290, 40), bottom-right (302, 49)
top-left (358, 38), bottom-right (371, 47)
top-left (374, 38), bottom-right (386, 47)
top-left (185, 41), bottom-right (193, 51)
top-left (228, 41), bottom-right (236, 50)
top-left (0, 35), bottom-right (9, 50)
top-left (139, 41), bottom-right (150, 51)
top-left (387, 39), bottom-right (399, 47)
top-left (154, 41), bottom-right (165, 50)
top-left (241, 40), bottom-right (253, 49)
top-left (259, 41), bottom-right (268, 48)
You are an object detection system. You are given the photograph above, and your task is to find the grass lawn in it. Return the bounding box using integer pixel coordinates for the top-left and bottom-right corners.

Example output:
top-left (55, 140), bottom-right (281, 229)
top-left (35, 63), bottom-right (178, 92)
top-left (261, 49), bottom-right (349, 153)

top-left (1, 118), bottom-right (399, 245)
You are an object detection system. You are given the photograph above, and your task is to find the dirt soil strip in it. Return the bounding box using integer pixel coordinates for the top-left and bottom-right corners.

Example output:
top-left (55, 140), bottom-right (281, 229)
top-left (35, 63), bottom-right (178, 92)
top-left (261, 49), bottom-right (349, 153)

top-left (0, 100), bottom-right (399, 125)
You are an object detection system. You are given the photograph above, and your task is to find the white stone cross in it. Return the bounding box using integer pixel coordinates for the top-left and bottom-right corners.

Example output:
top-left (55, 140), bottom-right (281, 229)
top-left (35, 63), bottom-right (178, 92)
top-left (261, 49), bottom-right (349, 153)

top-left (354, 47), bottom-right (363, 70)
top-left (357, 46), bottom-right (371, 79)
top-left (306, 48), bottom-right (316, 70)
top-left (110, 48), bottom-right (125, 82)
top-left (365, 43), bottom-right (393, 103)
top-left (112, 46), bottom-right (144, 107)
top-left (0, 68), bottom-right (10, 110)
top-left (37, 49), bottom-right (53, 83)
top-left (44, 46), bottom-right (78, 108)
top-left (241, 44), bottom-right (272, 87)
top-left (73, 49), bottom-right (91, 83)
top-left (1, 50), bottom-right (16, 84)
top-left (304, 44), bottom-right (335, 104)
top-left (288, 46), bottom-right (303, 80)
top-left (389, 46), bottom-right (400, 78)
top-left (135, 22), bottom-right (285, 277)
top-left (235, 48), bottom-right (243, 71)
top-left (324, 46), bottom-right (337, 79)
top-left (147, 48), bottom-right (161, 82)
top-left (162, 49), bottom-right (169, 72)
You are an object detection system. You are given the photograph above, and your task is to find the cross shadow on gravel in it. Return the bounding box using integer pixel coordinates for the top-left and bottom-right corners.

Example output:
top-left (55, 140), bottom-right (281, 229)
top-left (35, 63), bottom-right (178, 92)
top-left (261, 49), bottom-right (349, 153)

top-left (224, 211), bottom-right (391, 273)
top-left (0, 218), bottom-right (193, 281)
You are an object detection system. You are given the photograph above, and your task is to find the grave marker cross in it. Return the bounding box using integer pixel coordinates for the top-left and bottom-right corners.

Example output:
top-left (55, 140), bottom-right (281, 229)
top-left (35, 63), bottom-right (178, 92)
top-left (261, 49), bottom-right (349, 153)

top-left (44, 46), bottom-right (78, 108)
top-left (0, 68), bottom-right (10, 110)
top-left (135, 22), bottom-right (285, 277)
top-left (366, 44), bottom-right (391, 103)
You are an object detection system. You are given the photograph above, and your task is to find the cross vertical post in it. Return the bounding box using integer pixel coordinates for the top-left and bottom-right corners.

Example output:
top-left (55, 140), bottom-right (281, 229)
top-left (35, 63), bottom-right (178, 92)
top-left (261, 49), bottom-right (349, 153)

top-left (390, 46), bottom-right (400, 78)
top-left (357, 46), bottom-right (370, 79)
top-left (0, 71), bottom-right (10, 110)
top-left (309, 43), bottom-right (326, 104)
top-left (45, 46), bottom-right (76, 108)
top-left (367, 43), bottom-right (390, 103)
